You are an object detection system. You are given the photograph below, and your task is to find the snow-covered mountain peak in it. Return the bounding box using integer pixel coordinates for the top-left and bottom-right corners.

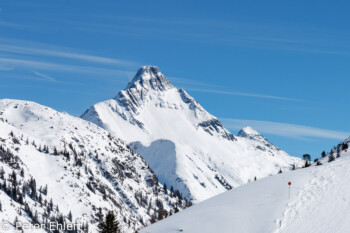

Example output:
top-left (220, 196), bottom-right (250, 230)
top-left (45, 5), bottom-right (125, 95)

top-left (237, 126), bottom-right (282, 153)
top-left (237, 126), bottom-right (261, 138)
top-left (107, 66), bottom-right (176, 114)
top-left (124, 66), bottom-right (174, 91)
top-left (82, 66), bottom-right (304, 203)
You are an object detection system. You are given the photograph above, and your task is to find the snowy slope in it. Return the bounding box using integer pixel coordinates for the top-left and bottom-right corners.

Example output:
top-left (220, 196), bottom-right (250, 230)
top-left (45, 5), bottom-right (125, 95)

top-left (82, 66), bottom-right (304, 203)
top-left (0, 99), bottom-right (188, 233)
top-left (141, 150), bottom-right (350, 233)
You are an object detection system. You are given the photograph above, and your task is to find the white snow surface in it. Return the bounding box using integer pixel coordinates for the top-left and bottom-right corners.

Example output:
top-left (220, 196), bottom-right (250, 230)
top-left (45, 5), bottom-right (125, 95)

top-left (82, 66), bottom-right (304, 203)
top-left (141, 151), bottom-right (350, 233)
top-left (0, 99), bottom-right (187, 233)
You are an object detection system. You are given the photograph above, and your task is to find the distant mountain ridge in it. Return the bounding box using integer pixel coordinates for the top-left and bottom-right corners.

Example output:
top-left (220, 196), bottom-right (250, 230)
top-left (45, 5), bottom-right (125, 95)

top-left (81, 65), bottom-right (304, 203)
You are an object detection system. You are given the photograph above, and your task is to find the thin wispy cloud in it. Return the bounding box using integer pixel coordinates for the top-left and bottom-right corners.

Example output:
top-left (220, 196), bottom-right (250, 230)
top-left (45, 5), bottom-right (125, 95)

top-left (49, 16), bottom-right (304, 46)
top-left (0, 57), bottom-right (134, 77)
top-left (33, 71), bottom-right (56, 82)
top-left (78, 15), bottom-right (350, 54)
top-left (168, 76), bottom-right (298, 101)
top-left (0, 39), bottom-right (137, 83)
top-left (169, 77), bottom-right (220, 88)
top-left (72, 21), bottom-right (350, 57)
top-left (187, 88), bottom-right (301, 101)
top-left (221, 118), bottom-right (350, 140)
top-left (0, 20), bottom-right (28, 29)
top-left (3, 13), bottom-right (349, 58)
top-left (270, 46), bottom-right (350, 56)
top-left (0, 64), bottom-right (13, 71)
top-left (0, 43), bottom-right (136, 66)
top-left (0, 82), bottom-right (107, 97)
top-left (0, 73), bottom-right (93, 86)
top-left (96, 15), bottom-right (263, 30)
top-left (80, 15), bottom-right (350, 58)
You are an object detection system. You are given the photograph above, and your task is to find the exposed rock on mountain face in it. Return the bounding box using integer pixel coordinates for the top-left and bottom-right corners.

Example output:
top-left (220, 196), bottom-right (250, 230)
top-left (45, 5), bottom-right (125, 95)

top-left (198, 119), bottom-right (235, 141)
top-left (82, 66), bottom-right (304, 203)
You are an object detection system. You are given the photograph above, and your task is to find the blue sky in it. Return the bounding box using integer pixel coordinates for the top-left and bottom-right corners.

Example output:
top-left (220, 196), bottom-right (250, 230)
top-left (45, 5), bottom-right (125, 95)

top-left (0, 1), bottom-right (349, 158)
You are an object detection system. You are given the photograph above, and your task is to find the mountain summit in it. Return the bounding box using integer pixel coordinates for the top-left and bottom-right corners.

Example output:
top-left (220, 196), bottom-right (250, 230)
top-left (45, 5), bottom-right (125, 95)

top-left (125, 65), bottom-right (174, 91)
top-left (82, 66), bottom-right (303, 202)
top-left (238, 126), bottom-right (261, 138)
top-left (114, 66), bottom-right (175, 114)
top-left (238, 126), bottom-right (282, 152)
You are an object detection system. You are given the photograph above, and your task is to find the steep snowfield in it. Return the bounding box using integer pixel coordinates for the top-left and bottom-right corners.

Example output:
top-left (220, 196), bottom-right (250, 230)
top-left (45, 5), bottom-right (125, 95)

top-left (0, 99), bottom-right (187, 233)
top-left (141, 151), bottom-right (350, 233)
top-left (82, 66), bottom-right (304, 202)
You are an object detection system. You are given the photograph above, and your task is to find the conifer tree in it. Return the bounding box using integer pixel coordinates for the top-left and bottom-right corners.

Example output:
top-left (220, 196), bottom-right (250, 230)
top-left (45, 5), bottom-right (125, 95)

top-left (14, 216), bottom-right (19, 228)
top-left (342, 143), bottom-right (349, 151)
top-left (11, 170), bottom-right (17, 186)
top-left (163, 183), bottom-right (167, 194)
top-left (97, 211), bottom-right (120, 233)
top-left (150, 215), bottom-right (157, 224)
top-left (29, 178), bottom-right (37, 199)
top-left (68, 210), bottom-right (72, 221)
top-left (85, 222), bottom-right (89, 232)
top-left (304, 160), bottom-right (311, 168)
top-left (0, 167), bottom-right (4, 179)
top-left (337, 146), bottom-right (341, 154)
top-left (42, 185), bottom-right (48, 195)
top-left (302, 154), bottom-right (311, 161)
top-left (54, 147), bottom-right (58, 155)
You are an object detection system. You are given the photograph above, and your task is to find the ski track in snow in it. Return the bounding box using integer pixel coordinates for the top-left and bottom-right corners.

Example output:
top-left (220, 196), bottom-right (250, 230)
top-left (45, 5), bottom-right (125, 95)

top-left (275, 159), bottom-right (348, 233)
top-left (274, 172), bottom-right (332, 232)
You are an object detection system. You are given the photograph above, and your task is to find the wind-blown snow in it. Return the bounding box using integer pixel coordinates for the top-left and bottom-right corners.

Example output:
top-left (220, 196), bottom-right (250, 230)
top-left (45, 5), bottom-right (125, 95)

top-left (141, 151), bottom-right (350, 233)
top-left (82, 66), bottom-right (304, 203)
